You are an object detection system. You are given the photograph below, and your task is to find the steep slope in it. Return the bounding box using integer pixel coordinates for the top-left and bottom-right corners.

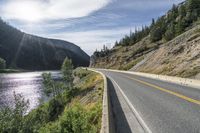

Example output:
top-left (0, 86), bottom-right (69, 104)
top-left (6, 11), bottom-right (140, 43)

top-left (91, 24), bottom-right (200, 79)
top-left (133, 25), bottom-right (200, 79)
top-left (91, 0), bottom-right (200, 79)
top-left (0, 19), bottom-right (90, 70)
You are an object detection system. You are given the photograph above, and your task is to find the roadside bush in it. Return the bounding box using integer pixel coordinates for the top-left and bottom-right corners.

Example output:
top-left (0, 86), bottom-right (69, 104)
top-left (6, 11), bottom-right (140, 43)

top-left (48, 98), bottom-right (64, 121)
top-left (60, 103), bottom-right (101, 133)
top-left (60, 104), bottom-right (90, 133)
top-left (39, 102), bottom-right (102, 133)
top-left (0, 93), bottom-right (29, 133)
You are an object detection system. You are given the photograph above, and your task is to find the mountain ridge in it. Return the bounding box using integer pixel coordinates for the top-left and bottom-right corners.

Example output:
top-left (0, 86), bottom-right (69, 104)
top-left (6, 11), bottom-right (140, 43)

top-left (0, 18), bottom-right (90, 70)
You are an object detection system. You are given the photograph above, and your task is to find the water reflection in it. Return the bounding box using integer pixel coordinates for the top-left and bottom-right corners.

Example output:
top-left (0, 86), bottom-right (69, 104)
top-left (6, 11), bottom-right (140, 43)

top-left (0, 71), bottom-right (61, 112)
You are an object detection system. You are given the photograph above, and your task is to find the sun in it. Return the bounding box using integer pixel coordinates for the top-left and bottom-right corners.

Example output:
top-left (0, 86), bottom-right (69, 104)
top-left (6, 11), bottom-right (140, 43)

top-left (4, 1), bottom-right (43, 23)
top-left (16, 4), bottom-right (42, 22)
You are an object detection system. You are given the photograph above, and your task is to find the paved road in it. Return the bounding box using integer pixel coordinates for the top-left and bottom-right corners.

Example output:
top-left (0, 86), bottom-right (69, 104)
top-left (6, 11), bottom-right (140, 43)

top-left (97, 69), bottom-right (200, 133)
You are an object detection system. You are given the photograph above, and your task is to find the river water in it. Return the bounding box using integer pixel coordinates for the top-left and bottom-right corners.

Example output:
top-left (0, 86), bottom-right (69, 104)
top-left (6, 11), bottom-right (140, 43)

top-left (0, 71), bottom-right (61, 112)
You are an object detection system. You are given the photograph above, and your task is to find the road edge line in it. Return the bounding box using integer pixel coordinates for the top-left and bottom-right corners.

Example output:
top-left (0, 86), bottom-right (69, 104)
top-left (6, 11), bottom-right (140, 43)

top-left (98, 69), bottom-right (200, 90)
top-left (108, 76), bottom-right (152, 133)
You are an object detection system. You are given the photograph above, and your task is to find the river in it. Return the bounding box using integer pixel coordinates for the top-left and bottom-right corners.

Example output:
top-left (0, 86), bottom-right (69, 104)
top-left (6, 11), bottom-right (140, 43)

top-left (0, 71), bottom-right (61, 112)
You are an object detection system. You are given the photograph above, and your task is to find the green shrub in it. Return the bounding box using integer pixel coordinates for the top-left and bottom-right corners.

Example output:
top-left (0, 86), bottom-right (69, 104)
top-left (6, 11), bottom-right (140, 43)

top-left (0, 93), bottom-right (29, 133)
top-left (48, 98), bottom-right (64, 121)
top-left (60, 104), bottom-right (90, 133)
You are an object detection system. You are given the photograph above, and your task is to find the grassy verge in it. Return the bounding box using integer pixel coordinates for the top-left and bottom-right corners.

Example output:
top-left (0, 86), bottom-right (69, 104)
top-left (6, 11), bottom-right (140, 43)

top-left (21, 68), bottom-right (103, 133)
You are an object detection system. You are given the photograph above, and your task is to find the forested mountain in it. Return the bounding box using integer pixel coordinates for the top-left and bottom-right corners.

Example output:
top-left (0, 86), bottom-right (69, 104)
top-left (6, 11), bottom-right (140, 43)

top-left (91, 0), bottom-right (200, 79)
top-left (0, 19), bottom-right (90, 70)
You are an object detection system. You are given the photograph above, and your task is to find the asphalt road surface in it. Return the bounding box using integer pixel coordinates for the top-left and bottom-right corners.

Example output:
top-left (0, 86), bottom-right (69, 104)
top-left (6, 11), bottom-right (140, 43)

top-left (97, 69), bottom-right (200, 133)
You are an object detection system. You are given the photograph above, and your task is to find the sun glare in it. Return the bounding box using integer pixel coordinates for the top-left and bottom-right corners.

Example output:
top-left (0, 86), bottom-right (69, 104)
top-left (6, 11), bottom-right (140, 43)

top-left (5, 1), bottom-right (43, 23)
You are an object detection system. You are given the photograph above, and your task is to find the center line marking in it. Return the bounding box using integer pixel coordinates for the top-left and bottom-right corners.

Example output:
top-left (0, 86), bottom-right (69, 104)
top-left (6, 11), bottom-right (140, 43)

top-left (124, 75), bottom-right (200, 105)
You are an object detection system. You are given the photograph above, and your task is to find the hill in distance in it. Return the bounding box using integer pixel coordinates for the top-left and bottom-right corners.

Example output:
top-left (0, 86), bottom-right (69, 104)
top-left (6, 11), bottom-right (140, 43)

top-left (0, 19), bottom-right (90, 70)
top-left (91, 0), bottom-right (200, 79)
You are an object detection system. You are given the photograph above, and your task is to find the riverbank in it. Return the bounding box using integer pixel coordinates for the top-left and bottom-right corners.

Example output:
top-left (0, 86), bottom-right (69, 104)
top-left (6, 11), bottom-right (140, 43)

top-left (0, 68), bottom-right (104, 132)
top-left (28, 68), bottom-right (104, 132)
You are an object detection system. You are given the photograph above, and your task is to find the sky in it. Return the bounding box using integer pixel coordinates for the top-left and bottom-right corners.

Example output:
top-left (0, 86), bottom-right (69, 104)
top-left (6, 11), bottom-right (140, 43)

top-left (0, 0), bottom-right (184, 55)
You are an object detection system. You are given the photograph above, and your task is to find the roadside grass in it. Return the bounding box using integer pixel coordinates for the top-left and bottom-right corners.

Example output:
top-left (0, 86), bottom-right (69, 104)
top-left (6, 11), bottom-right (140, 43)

top-left (74, 68), bottom-right (103, 92)
top-left (27, 68), bottom-right (103, 132)
top-left (177, 66), bottom-right (200, 78)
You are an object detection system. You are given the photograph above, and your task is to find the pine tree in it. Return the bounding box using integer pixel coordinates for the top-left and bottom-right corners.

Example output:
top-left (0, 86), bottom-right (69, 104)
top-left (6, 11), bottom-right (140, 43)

top-left (187, 0), bottom-right (200, 13)
top-left (164, 23), bottom-right (175, 41)
top-left (150, 27), bottom-right (163, 42)
top-left (61, 57), bottom-right (74, 87)
top-left (115, 41), bottom-right (119, 47)
top-left (179, 4), bottom-right (186, 18)
top-left (175, 19), bottom-right (187, 35)
top-left (186, 0), bottom-right (200, 21)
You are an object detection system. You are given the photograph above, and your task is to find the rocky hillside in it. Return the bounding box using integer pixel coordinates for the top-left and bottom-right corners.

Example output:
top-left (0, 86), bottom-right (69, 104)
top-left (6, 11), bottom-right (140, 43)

top-left (91, 0), bottom-right (200, 79)
top-left (91, 24), bottom-right (200, 79)
top-left (133, 25), bottom-right (200, 78)
top-left (0, 19), bottom-right (90, 70)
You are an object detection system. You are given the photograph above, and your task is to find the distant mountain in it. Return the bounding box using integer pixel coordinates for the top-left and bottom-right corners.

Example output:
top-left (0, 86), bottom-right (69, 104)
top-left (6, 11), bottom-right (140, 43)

top-left (0, 18), bottom-right (90, 70)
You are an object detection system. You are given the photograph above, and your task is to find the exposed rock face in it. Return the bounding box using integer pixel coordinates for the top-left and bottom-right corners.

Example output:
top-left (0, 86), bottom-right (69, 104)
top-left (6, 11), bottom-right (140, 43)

top-left (0, 19), bottom-right (90, 70)
top-left (91, 25), bottom-right (200, 79)
top-left (135, 26), bottom-right (200, 79)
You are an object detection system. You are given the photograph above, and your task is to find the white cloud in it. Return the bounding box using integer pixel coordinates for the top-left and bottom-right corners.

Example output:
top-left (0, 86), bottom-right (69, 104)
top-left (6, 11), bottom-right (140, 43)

top-left (43, 27), bottom-right (136, 55)
top-left (1, 0), bottom-right (110, 22)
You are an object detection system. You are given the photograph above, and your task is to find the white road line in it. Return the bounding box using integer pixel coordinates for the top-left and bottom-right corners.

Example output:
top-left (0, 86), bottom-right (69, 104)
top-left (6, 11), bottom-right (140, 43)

top-left (108, 76), bottom-right (152, 133)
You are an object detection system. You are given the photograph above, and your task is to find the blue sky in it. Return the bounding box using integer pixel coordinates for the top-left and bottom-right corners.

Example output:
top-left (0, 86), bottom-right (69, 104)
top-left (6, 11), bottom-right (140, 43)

top-left (0, 0), bottom-right (184, 55)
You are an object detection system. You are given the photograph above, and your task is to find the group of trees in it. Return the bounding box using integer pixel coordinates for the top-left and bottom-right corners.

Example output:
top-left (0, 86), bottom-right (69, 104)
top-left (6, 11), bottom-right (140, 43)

top-left (93, 45), bottom-right (110, 58)
top-left (114, 0), bottom-right (200, 47)
top-left (150, 0), bottom-right (200, 42)
top-left (0, 57), bottom-right (78, 132)
top-left (115, 26), bottom-right (150, 47)
top-left (0, 93), bottom-right (29, 132)
top-left (0, 57), bottom-right (102, 132)
top-left (92, 0), bottom-right (200, 59)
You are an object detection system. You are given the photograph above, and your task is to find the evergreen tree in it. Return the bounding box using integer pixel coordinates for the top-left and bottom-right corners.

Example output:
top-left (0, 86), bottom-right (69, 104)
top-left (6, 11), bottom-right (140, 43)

top-left (187, 0), bottom-right (200, 13)
top-left (164, 23), bottom-right (175, 41)
top-left (150, 27), bottom-right (163, 42)
top-left (171, 4), bottom-right (178, 19)
top-left (186, 0), bottom-right (200, 22)
top-left (151, 19), bottom-right (155, 27)
top-left (95, 0), bottom-right (200, 52)
top-left (115, 41), bottom-right (119, 47)
top-left (61, 57), bottom-right (74, 87)
top-left (175, 19), bottom-right (187, 35)
top-left (179, 4), bottom-right (186, 18)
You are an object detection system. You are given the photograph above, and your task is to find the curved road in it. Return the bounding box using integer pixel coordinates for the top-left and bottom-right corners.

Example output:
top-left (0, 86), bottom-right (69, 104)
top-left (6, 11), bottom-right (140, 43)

top-left (97, 69), bottom-right (200, 133)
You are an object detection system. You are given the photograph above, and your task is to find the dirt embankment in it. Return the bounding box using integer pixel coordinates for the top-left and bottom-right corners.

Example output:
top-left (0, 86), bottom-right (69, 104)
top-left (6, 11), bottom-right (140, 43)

top-left (91, 25), bottom-right (200, 79)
